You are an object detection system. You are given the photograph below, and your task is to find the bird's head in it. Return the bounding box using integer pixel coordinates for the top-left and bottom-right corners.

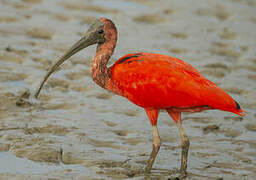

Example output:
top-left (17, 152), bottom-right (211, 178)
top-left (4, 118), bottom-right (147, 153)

top-left (34, 18), bottom-right (116, 98)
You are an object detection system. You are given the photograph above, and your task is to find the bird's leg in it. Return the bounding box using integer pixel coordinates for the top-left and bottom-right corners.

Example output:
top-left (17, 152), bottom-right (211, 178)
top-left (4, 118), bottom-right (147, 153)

top-left (144, 108), bottom-right (160, 174)
top-left (167, 111), bottom-right (189, 177)
top-left (145, 125), bottom-right (161, 173)
top-left (177, 119), bottom-right (190, 177)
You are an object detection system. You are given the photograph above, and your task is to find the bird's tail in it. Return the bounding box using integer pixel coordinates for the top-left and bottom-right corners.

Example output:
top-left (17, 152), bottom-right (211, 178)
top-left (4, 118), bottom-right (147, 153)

top-left (204, 87), bottom-right (247, 118)
top-left (231, 101), bottom-right (247, 117)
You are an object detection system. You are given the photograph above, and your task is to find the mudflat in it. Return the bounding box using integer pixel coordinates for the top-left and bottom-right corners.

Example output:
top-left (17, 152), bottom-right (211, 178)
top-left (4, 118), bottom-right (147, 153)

top-left (0, 0), bottom-right (255, 179)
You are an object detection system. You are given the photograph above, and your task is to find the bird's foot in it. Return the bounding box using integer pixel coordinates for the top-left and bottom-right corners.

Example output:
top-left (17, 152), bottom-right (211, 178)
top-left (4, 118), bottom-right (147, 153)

top-left (144, 143), bottom-right (161, 174)
top-left (179, 169), bottom-right (187, 179)
top-left (144, 165), bottom-right (151, 174)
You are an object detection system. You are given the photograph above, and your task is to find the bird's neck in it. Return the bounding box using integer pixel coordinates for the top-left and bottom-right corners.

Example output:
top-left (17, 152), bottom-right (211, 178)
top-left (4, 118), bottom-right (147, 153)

top-left (91, 38), bottom-right (116, 89)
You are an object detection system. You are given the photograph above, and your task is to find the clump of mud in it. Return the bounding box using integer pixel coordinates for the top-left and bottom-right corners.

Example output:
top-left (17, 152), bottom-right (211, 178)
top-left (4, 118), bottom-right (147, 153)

top-left (16, 90), bottom-right (31, 108)
top-left (203, 124), bottom-right (220, 134)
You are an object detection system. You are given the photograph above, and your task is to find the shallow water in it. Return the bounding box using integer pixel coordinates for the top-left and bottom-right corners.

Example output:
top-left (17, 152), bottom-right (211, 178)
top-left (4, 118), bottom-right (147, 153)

top-left (0, 0), bottom-right (255, 179)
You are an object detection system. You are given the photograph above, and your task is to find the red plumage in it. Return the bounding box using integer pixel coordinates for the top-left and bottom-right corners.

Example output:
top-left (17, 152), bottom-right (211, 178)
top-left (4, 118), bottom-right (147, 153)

top-left (108, 52), bottom-right (245, 117)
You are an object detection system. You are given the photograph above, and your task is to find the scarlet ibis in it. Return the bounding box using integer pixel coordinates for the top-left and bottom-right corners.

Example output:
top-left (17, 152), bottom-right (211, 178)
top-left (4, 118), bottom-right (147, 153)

top-left (35, 18), bottom-right (245, 177)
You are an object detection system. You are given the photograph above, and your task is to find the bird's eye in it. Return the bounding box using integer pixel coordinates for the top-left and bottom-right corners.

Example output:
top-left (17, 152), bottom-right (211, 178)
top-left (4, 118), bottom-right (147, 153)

top-left (98, 29), bottom-right (104, 34)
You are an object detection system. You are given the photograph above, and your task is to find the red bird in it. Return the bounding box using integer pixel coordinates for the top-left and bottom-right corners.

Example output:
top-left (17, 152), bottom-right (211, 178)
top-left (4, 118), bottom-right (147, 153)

top-left (35, 18), bottom-right (245, 177)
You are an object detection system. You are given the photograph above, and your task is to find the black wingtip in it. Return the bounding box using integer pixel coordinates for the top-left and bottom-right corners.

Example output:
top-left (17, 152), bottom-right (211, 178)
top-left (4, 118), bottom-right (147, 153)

top-left (235, 101), bottom-right (241, 110)
top-left (117, 53), bottom-right (143, 64)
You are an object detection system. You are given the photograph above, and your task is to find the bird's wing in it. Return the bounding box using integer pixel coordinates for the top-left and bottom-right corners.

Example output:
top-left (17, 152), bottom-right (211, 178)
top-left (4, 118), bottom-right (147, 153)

top-left (110, 53), bottom-right (243, 115)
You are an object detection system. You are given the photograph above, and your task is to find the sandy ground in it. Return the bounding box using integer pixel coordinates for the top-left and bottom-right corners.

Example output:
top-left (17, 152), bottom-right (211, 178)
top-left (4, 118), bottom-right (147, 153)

top-left (0, 0), bottom-right (255, 179)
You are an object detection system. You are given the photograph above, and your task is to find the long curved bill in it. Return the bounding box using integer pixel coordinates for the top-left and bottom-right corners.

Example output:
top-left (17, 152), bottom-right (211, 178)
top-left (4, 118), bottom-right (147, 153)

top-left (34, 33), bottom-right (94, 98)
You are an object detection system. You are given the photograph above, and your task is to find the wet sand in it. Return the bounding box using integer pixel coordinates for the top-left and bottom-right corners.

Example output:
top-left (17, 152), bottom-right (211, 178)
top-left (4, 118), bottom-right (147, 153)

top-left (0, 0), bottom-right (255, 179)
